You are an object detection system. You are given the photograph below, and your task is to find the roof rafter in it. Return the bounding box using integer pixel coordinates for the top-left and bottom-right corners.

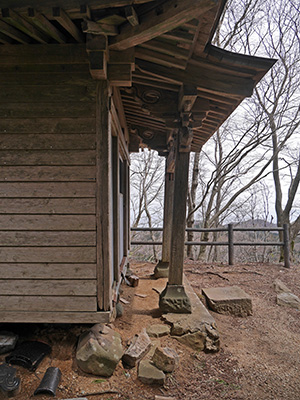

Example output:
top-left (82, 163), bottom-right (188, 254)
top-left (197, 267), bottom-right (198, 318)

top-left (109, 0), bottom-right (217, 50)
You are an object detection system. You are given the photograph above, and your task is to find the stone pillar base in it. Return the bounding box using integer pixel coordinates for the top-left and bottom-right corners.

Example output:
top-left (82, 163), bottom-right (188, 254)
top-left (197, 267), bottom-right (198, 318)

top-left (159, 284), bottom-right (192, 314)
top-left (153, 261), bottom-right (169, 279)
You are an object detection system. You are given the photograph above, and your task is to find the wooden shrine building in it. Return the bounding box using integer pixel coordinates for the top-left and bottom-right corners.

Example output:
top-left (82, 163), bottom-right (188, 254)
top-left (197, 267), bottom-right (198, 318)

top-left (0, 0), bottom-right (275, 322)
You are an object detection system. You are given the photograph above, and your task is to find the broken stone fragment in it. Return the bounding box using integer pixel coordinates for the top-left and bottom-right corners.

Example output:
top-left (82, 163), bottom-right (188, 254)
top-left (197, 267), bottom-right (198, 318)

top-left (202, 286), bottom-right (252, 317)
top-left (122, 329), bottom-right (151, 367)
top-left (76, 324), bottom-right (123, 377)
top-left (138, 359), bottom-right (165, 385)
top-left (0, 331), bottom-right (18, 355)
top-left (126, 273), bottom-right (139, 287)
top-left (175, 330), bottom-right (207, 352)
top-left (155, 396), bottom-right (176, 400)
top-left (276, 292), bottom-right (300, 310)
top-left (146, 324), bottom-right (170, 338)
top-left (152, 347), bottom-right (179, 373)
top-left (273, 279), bottom-right (291, 294)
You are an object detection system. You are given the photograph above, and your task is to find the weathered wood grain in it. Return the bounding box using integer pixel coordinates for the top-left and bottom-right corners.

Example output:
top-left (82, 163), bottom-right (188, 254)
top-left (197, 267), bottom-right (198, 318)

top-left (0, 296), bottom-right (97, 312)
top-left (0, 85), bottom-right (96, 102)
top-left (0, 247), bottom-right (96, 263)
top-left (0, 44), bottom-right (88, 64)
top-left (0, 119), bottom-right (96, 133)
top-left (0, 102), bottom-right (96, 118)
top-left (0, 198), bottom-right (95, 214)
top-left (0, 231), bottom-right (96, 246)
top-left (0, 215), bottom-right (96, 230)
top-left (96, 80), bottom-right (113, 311)
top-left (0, 166), bottom-right (95, 181)
top-left (0, 182), bottom-right (95, 197)
top-left (0, 263), bottom-right (96, 279)
top-left (0, 134), bottom-right (96, 150)
top-left (0, 311), bottom-right (110, 324)
top-left (0, 279), bottom-right (96, 296)
top-left (0, 150), bottom-right (96, 165)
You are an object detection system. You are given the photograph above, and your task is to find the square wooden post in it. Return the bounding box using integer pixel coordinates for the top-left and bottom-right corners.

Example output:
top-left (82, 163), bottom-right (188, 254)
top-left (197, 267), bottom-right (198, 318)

top-left (159, 129), bottom-right (191, 313)
top-left (96, 80), bottom-right (113, 312)
top-left (153, 160), bottom-right (174, 278)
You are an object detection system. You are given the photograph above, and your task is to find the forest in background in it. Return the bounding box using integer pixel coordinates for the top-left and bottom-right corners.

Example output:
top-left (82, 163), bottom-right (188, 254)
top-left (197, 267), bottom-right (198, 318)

top-left (130, 0), bottom-right (300, 264)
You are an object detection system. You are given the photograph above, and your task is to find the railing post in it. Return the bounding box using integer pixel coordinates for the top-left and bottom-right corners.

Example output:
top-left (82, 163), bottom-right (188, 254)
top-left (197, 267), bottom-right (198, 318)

top-left (283, 223), bottom-right (290, 268)
top-left (228, 224), bottom-right (234, 265)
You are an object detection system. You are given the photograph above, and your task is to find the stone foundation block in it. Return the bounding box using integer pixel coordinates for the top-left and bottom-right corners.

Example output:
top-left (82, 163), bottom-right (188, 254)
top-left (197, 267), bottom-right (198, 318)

top-left (202, 286), bottom-right (252, 317)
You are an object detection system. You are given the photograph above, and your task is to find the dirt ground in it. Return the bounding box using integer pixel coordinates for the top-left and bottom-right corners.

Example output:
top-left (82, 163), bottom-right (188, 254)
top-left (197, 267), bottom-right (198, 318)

top-left (1, 261), bottom-right (300, 400)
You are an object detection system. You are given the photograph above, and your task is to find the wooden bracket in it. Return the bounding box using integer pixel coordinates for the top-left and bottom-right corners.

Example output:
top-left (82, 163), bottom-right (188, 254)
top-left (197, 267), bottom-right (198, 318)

top-left (107, 48), bottom-right (134, 86)
top-left (86, 33), bottom-right (107, 80)
top-left (179, 126), bottom-right (193, 152)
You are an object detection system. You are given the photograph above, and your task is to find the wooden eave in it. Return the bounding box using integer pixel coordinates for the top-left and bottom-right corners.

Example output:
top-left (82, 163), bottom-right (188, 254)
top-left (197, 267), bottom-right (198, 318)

top-left (0, 0), bottom-right (276, 153)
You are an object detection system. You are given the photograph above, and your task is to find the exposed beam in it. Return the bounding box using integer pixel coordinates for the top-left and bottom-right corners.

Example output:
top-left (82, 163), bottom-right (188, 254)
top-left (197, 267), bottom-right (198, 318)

top-left (82, 19), bottom-right (118, 36)
top-left (1, 8), bottom-right (49, 43)
top-left (178, 85), bottom-right (198, 112)
top-left (135, 47), bottom-right (186, 70)
top-left (0, 31), bottom-right (13, 43)
top-left (140, 38), bottom-right (189, 60)
top-left (125, 6), bottom-right (139, 26)
top-left (109, 0), bottom-right (217, 50)
top-left (52, 7), bottom-right (84, 43)
top-left (0, 19), bottom-right (31, 43)
top-left (27, 8), bottom-right (67, 44)
top-left (0, 0), bottom-right (153, 8)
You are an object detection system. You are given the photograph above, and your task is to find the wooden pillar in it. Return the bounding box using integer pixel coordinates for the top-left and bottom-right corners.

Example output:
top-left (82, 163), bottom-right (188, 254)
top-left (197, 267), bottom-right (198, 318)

top-left (96, 80), bottom-right (113, 311)
top-left (159, 128), bottom-right (192, 313)
top-left (154, 159), bottom-right (174, 278)
top-left (112, 135), bottom-right (120, 282)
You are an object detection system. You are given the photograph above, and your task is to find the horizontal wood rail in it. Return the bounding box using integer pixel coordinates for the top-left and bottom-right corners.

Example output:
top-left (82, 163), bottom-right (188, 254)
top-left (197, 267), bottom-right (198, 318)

top-left (131, 224), bottom-right (290, 268)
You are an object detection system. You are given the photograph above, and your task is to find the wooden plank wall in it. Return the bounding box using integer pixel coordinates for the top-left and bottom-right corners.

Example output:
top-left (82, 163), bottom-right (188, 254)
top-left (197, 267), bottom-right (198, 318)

top-left (0, 60), bottom-right (105, 322)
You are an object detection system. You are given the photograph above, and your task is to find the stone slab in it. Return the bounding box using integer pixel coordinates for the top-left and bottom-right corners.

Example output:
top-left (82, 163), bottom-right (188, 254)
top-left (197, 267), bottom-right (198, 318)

top-left (277, 292), bottom-right (300, 310)
top-left (122, 329), bottom-right (151, 367)
top-left (138, 359), bottom-right (165, 386)
top-left (202, 286), bottom-right (252, 317)
top-left (155, 397), bottom-right (176, 400)
top-left (162, 276), bottom-right (219, 352)
top-left (146, 324), bottom-right (170, 338)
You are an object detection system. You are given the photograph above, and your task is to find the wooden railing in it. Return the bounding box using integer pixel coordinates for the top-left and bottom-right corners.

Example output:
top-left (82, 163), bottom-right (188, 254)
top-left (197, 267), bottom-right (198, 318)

top-left (130, 223), bottom-right (290, 268)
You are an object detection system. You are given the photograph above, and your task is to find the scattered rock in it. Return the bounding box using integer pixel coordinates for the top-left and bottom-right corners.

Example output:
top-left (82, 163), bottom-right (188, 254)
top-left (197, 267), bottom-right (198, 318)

top-left (126, 273), bottom-right (139, 287)
top-left (202, 286), bottom-right (252, 317)
top-left (146, 324), bottom-right (170, 338)
top-left (76, 324), bottom-right (123, 377)
top-left (155, 396), bottom-right (176, 400)
top-left (175, 331), bottom-right (206, 352)
top-left (116, 303), bottom-right (123, 318)
top-left (162, 277), bottom-right (220, 352)
top-left (138, 359), bottom-right (165, 385)
top-left (0, 332), bottom-right (18, 355)
top-left (122, 329), bottom-right (151, 367)
top-left (273, 279), bottom-right (291, 294)
top-left (276, 292), bottom-right (300, 310)
top-left (152, 347), bottom-right (178, 373)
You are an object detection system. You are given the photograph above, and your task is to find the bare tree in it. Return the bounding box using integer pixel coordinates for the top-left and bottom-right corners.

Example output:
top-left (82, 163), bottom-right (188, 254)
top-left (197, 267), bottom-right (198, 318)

top-left (130, 149), bottom-right (164, 261)
top-left (188, 0), bottom-right (300, 261)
